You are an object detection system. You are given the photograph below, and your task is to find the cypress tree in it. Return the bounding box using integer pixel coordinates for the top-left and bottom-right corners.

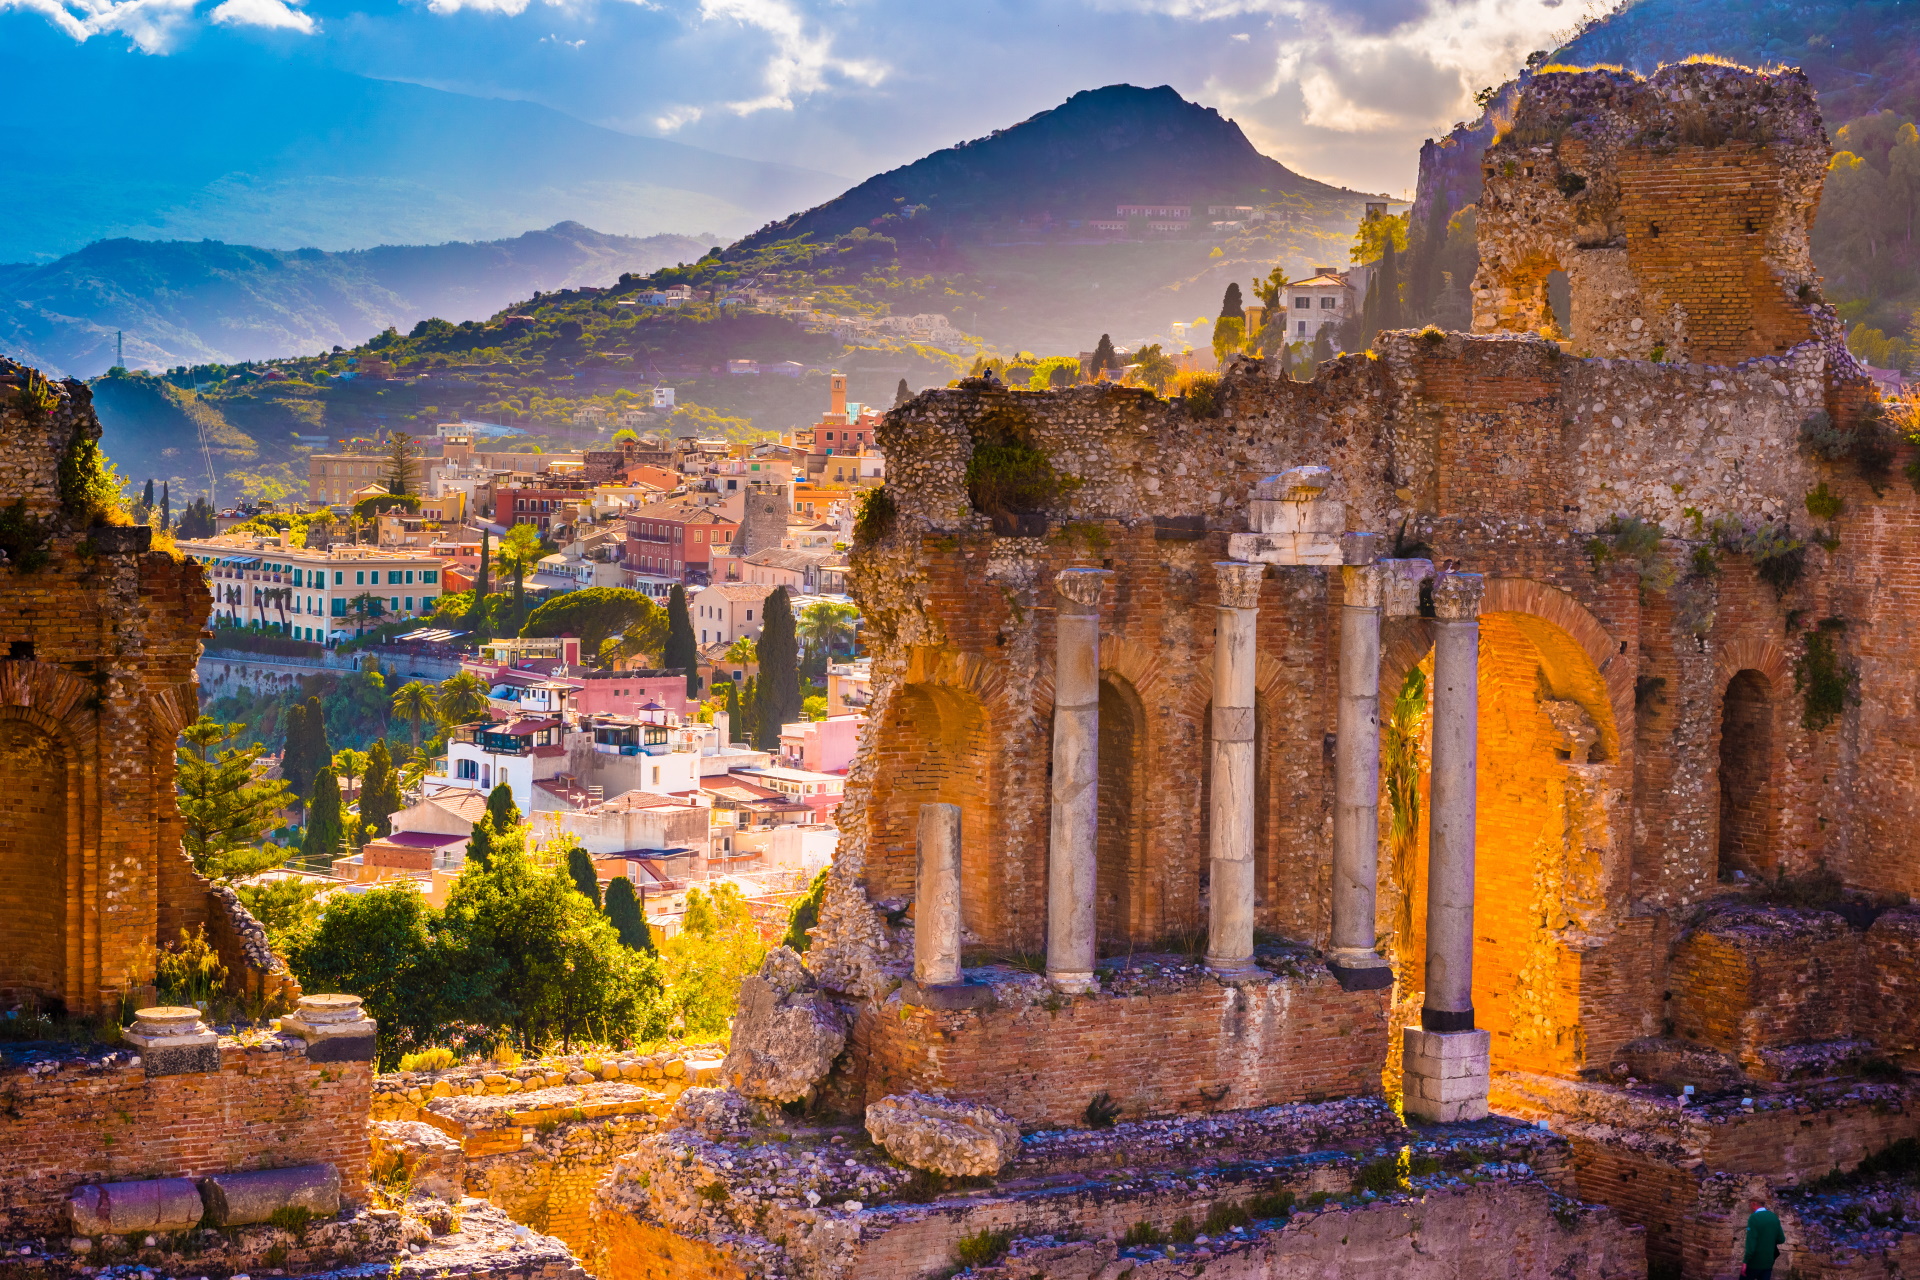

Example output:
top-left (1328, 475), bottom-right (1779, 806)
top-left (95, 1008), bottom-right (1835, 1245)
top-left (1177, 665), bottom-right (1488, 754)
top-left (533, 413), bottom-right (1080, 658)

top-left (738, 675), bottom-right (758, 747)
top-left (160, 481), bottom-right (170, 530)
top-left (303, 767), bottom-right (344, 865)
top-left (752, 587), bottom-right (800, 750)
top-left (1218, 281), bottom-right (1245, 321)
top-left (567, 846), bottom-right (601, 907)
top-left (665, 585), bottom-right (698, 697)
top-left (724, 678), bottom-right (742, 738)
top-left (140, 479), bottom-right (154, 518)
top-left (302, 696), bottom-right (331, 798)
top-left (1410, 194), bottom-right (1450, 324)
top-left (1376, 237), bottom-right (1402, 335)
top-left (1090, 333), bottom-right (1117, 376)
top-left (893, 378), bottom-right (911, 407)
top-left (281, 702), bottom-right (310, 803)
top-left (603, 876), bottom-right (655, 953)
top-left (486, 781), bottom-right (520, 832)
top-left (468, 530), bottom-right (491, 639)
top-left (360, 739), bottom-right (400, 838)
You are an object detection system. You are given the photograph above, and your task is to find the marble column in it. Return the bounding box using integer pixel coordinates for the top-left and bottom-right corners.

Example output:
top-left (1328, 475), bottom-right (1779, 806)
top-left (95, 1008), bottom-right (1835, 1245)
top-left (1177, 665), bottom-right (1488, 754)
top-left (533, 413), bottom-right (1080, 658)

top-left (1404, 570), bottom-right (1489, 1123)
top-left (1328, 533), bottom-right (1394, 991)
top-left (1205, 561), bottom-right (1266, 978)
top-left (915, 802), bottom-right (962, 987)
top-left (1046, 567), bottom-right (1112, 994)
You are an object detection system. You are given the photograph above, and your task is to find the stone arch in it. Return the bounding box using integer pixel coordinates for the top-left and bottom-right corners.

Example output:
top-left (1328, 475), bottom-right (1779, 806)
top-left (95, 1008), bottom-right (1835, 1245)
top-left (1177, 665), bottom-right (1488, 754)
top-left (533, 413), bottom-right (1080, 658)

top-left (1096, 674), bottom-right (1148, 952)
top-left (1717, 669), bottom-right (1776, 880)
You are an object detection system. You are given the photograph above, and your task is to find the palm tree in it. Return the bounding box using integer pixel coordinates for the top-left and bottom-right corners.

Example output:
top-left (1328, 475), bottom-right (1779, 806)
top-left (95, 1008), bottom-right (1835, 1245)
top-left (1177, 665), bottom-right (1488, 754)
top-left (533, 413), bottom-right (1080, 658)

top-left (331, 747), bottom-right (368, 803)
top-left (724, 635), bottom-right (758, 667)
top-left (436, 670), bottom-right (492, 728)
top-left (391, 680), bottom-right (438, 755)
top-left (495, 522), bottom-right (547, 630)
top-left (797, 601), bottom-right (859, 661)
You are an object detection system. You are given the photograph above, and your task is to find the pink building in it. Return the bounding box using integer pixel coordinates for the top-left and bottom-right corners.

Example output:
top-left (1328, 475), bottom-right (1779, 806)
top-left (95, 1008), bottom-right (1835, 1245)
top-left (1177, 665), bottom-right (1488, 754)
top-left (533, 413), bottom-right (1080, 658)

top-left (575, 668), bottom-right (691, 717)
top-left (777, 713), bottom-right (865, 774)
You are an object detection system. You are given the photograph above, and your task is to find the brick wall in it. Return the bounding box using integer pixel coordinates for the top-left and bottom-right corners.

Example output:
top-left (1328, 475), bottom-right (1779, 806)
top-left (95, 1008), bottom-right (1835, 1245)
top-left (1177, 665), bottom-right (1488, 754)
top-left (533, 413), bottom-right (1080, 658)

top-left (0, 1040), bottom-right (370, 1236)
top-left (849, 968), bottom-right (1389, 1129)
top-left (1667, 908), bottom-right (1863, 1070)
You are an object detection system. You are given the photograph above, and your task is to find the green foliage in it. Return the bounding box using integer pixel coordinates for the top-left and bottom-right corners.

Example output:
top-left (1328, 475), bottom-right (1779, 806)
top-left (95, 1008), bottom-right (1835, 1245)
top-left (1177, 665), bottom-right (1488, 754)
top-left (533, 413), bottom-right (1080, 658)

top-left (1120, 1221), bottom-right (1165, 1247)
top-left (952, 1230), bottom-right (1010, 1268)
top-left (1167, 1216), bottom-right (1197, 1244)
top-left (1202, 1199), bottom-right (1250, 1233)
top-left (1353, 1151), bottom-right (1411, 1195)
top-left (156, 926), bottom-right (228, 1007)
top-left (1168, 369), bottom-right (1220, 416)
top-left (302, 767), bottom-right (345, 866)
top-left (1795, 618), bottom-right (1859, 731)
top-left (487, 783), bottom-right (521, 833)
top-left (1246, 1184), bottom-right (1297, 1220)
top-left (397, 1046), bottom-right (457, 1072)
top-left (660, 882), bottom-right (766, 1036)
top-left (1383, 668), bottom-right (1428, 957)
top-left (965, 408), bottom-right (1069, 517)
top-left (0, 500), bottom-right (53, 573)
top-left (852, 486), bottom-right (896, 544)
top-left (494, 522), bottom-right (548, 630)
top-left (753, 587), bottom-right (801, 750)
top-left (566, 846), bottom-right (601, 908)
top-left (603, 876), bottom-right (655, 954)
top-left (58, 432), bottom-right (126, 526)
top-left (360, 739), bottom-right (402, 839)
top-left (664, 585), bottom-right (699, 696)
top-left (436, 670), bottom-right (492, 729)
top-left (11, 368), bottom-right (59, 423)
top-left (383, 431), bottom-right (419, 498)
top-left (797, 600), bottom-right (859, 662)
top-left (1806, 481), bottom-right (1845, 520)
top-left (176, 717), bottom-right (295, 882)
top-left (1800, 409), bottom-right (1897, 491)
top-left (235, 879), bottom-right (323, 954)
top-left (1715, 519), bottom-right (1807, 599)
top-left (351, 493), bottom-right (421, 521)
top-left (782, 867), bottom-right (829, 953)
top-left (1586, 515), bottom-right (1674, 591)
top-left (1084, 1091), bottom-right (1122, 1129)
top-left (524, 588), bottom-right (663, 659)
top-left (268, 1205), bottom-right (314, 1238)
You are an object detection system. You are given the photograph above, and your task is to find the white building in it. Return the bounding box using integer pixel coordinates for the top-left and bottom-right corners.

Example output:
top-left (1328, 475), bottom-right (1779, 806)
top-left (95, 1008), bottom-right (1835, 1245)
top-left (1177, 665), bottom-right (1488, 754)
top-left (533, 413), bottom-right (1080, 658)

top-left (1282, 267), bottom-right (1359, 345)
top-left (181, 535), bottom-right (449, 643)
top-left (690, 581), bottom-right (774, 647)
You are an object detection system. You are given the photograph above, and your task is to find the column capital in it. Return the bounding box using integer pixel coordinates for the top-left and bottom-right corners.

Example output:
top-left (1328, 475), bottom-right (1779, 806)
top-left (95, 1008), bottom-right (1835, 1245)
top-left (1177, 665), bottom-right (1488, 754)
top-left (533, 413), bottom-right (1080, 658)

top-left (1053, 567), bottom-right (1114, 614)
top-left (1380, 558), bottom-right (1436, 618)
top-left (1433, 571), bottom-right (1485, 620)
top-left (1212, 561), bottom-right (1265, 610)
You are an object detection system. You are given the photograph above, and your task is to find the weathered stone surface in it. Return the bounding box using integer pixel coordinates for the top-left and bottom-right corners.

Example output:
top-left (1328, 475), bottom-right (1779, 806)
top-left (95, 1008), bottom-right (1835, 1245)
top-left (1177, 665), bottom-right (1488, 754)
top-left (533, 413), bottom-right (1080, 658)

top-left (666, 1088), bottom-right (762, 1143)
top-left (370, 1120), bottom-right (465, 1199)
top-left (198, 1163), bottom-right (340, 1226)
top-left (864, 1092), bottom-right (1022, 1177)
top-left (67, 1178), bottom-right (202, 1236)
top-left (721, 948), bottom-right (848, 1104)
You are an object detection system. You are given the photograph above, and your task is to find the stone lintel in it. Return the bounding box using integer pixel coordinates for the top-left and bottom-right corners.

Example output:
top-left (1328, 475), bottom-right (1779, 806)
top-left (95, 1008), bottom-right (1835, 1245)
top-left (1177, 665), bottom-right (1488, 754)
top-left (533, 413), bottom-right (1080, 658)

top-left (1226, 531), bottom-right (1343, 566)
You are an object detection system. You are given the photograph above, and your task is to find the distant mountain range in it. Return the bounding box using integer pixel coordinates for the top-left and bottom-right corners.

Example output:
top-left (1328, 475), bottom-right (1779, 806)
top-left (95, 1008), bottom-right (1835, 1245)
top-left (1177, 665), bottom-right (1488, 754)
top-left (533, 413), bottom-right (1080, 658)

top-left (738, 83), bottom-right (1367, 253)
top-left (1, 39), bottom-right (841, 264)
top-left (0, 224), bottom-right (713, 378)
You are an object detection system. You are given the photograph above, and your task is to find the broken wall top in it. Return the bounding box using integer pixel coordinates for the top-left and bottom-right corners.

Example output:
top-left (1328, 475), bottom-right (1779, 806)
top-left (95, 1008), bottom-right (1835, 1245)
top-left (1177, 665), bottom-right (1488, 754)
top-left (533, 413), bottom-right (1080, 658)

top-left (1473, 61), bottom-right (1837, 365)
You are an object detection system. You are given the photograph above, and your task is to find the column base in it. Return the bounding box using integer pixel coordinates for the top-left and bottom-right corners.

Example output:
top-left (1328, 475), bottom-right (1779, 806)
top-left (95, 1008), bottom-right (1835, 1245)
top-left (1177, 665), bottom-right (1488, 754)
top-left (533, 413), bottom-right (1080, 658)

top-left (1325, 949), bottom-right (1394, 992)
top-left (1402, 1026), bottom-right (1490, 1124)
top-left (1204, 954), bottom-right (1263, 983)
top-left (1047, 971), bottom-right (1098, 995)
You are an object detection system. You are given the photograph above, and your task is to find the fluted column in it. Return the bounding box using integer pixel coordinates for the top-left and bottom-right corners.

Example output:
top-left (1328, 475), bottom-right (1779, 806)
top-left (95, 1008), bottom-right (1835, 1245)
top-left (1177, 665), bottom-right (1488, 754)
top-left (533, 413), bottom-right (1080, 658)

top-left (915, 802), bottom-right (962, 987)
top-left (1328, 533), bottom-right (1394, 991)
top-left (1046, 568), bottom-right (1112, 994)
top-left (1206, 561), bottom-right (1265, 978)
top-left (1404, 570), bottom-right (1489, 1123)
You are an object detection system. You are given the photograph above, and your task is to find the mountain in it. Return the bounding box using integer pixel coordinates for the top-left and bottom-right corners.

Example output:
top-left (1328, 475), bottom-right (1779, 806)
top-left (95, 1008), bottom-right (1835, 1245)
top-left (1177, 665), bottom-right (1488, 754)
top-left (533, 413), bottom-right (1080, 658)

top-left (0, 224), bottom-right (714, 378)
top-left (738, 83), bottom-right (1364, 253)
top-left (0, 36), bottom-right (841, 264)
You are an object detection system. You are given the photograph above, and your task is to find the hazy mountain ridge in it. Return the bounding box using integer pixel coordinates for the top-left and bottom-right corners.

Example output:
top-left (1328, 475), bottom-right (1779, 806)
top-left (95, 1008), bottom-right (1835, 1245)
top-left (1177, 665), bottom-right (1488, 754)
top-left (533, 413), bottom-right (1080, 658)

top-left (0, 224), bottom-right (715, 378)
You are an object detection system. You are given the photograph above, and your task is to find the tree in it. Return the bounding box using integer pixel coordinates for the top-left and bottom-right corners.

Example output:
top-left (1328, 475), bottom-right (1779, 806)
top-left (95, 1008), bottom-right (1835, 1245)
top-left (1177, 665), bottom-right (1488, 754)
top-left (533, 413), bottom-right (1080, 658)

top-left (302, 695), bottom-right (332, 796)
top-left (1090, 333), bottom-right (1118, 377)
top-left (383, 431), bottom-right (419, 497)
top-left (1218, 281), bottom-right (1244, 322)
top-left (176, 717), bottom-right (293, 882)
top-left (136, 478), bottom-right (155, 524)
top-left (723, 677), bottom-right (743, 733)
top-left (664, 585), bottom-right (699, 697)
top-left (1212, 315), bottom-right (1246, 366)
top-left (523, 588), bottom-right (662, 657)
top-left (753, 586), bottom-right (800, 749)
top-left (302, 767), bottom-right (345, 865)
top-left (494, 522), bottom-right (547, 629)
top-left (436, 670), bottom-right (492, 728)
top-left (724, 635), bottom-right (758, 668)
top-left (487, 782), bottom-right (521, 832)
top-left (177, 496), bottom-right (216, 538)
top-left (603, 876), bottom-right (655, 953)
top-left (391, 680), bottom-right (438, 756)
top-left (360, 739), bottom-right (402, 838)
top-left (797, 600), bottom-right (859, 663)
top-left (1129, 344), bottom-right (1177, 391)
top-left (466, 815), bottom-right (500, 870)
top-left (280, 701), bottom-right (311, 804)
top-left (332, 747), bottom-right (368, 809)
top-left (160, 481), bottom-right (170, 530)
top-left (738, 675), bottom-right (758, 746)
top-left (567, 846), bottom-right (602, 907)
top-left (782, 867), bottom-right (829, 952)
top-left (660, 882), bottom-right (765, 1035)
top-left (894, 378), bottom-right (911, 406)
top-left (468, 530), bottom-right (492, 638)
top-left (286, 884), bottom-right (443, 1067)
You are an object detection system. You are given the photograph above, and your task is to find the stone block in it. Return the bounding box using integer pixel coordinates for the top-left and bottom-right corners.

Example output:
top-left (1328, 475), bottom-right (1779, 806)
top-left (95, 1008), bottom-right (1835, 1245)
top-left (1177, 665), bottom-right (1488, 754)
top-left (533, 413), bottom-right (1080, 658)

top-left (67, 1178), bottom-right (203, 1236)
top-left (123, 1007), bottom-right (220, 1077)
top-left (1403, 1028), bottom-right (1490, 1124)
top-left (1227, 531), bottom-right (1344, 566)
top-left (198, 1163), bottom-right (340, 1227)
top-left (865, 1092), bottom-right (1022, 1177)
top-left (278, 994), bottom-right (377, 1062)
top-left (722, 948), bottom-right (849, 1104)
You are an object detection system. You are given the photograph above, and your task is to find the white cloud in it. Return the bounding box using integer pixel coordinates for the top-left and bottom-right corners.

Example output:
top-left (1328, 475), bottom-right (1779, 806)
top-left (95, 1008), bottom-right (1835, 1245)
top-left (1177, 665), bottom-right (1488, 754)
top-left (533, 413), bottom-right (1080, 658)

top-left (654, 103), bottom-right (704, 131)
top-left (697, 0), bottom-right (885, 116)
top-left (210, 0), bottom-right (315, 33)
top-left (424, 0), bottom-right (533, 15)
top-left (19, 0), bottom-right (200, 49)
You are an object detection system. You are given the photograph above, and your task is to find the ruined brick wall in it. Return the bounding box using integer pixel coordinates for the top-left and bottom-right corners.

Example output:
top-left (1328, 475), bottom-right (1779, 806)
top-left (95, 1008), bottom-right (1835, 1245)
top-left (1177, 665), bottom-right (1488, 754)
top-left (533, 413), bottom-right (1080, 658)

top-left (0, 1038), bottom-right (371, 1236)
top-left (0, 365), bottom-right (213, 1016)
top-left (1472, 62), bottom-right (1833, 365)
top-left (849, 967), bottom-right (1388, 1129)
top-left (1667, 908), bottom-right (1866, 1073)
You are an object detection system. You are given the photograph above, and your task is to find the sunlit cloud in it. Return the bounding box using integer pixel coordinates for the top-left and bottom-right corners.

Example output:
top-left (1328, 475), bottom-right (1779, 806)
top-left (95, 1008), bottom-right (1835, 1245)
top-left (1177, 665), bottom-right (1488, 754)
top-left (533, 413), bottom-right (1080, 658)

top-left (211, 0), bottom-right (315, 34)
top-left (697, 0), bottom-right (885, 116)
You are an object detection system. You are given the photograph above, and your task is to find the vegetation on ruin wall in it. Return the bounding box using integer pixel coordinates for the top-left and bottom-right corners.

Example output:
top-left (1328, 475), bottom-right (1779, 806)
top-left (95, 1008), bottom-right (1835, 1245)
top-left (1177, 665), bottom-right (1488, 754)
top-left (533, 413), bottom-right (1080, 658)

top-left (1795, 618), bottom-right (1860, 731)
top-left (964, 406), bottom-right (1077, 520)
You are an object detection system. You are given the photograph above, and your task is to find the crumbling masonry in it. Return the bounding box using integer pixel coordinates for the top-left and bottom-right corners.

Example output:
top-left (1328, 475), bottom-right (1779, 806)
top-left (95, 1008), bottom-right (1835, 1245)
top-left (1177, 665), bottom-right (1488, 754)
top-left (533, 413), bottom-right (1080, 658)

top-left (584, 61), bottom-right (1920, 1279)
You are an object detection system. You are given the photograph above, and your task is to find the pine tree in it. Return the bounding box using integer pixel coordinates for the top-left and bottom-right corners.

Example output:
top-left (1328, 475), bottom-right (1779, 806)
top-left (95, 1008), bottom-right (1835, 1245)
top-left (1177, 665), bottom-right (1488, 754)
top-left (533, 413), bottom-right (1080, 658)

top-left (360, 739), bottom-right (401, 838)
top-left (1218, 281), bottom-right (1245, 322)
top-left (665, 585), bottom-right (699, 698)
top-left (281, 702), bottom-right (311, 803)
top-left (893, 378), bottom-right (911, 407)
top-left (602, 876), bottom-right (655, 953)
top-left (303, 767), bottom-right (344, 865)
top-left (567, 846), bottom-right (602, 907)
top-left (177, 717), bottom-right (294, 882)
top-left (753, 587), bottom-right (800, 750)
top-left (486, 782), bottom-right (520, 832)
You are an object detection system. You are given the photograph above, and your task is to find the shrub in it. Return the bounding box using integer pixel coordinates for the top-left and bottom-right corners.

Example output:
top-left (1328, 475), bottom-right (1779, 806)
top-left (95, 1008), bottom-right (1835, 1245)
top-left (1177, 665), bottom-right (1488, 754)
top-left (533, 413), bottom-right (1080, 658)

top-left (781, 867), bottom-right (828, 953)
top-left (953, 1229), bottom-right (1010, 1267)
top-left (697, 1181), bottom-right (729, 1204)
top-left (157, 926), bottom-right (228, 1007)
top-left (1168, 1215), bottom-right (1197, 1243)
top-left (852, 486), bottom-right (896, 544)
top-left (1586, 515), bottom-right (1674, 591)
top-left (1801, 409), bottom-right (1896, 493)
top-left (1084, 1091), bottom-right (1122, 1129)
top-left (398, 1046), bottom-right (457, 1072)
top-left (1168, 369), bottom-right (1221, 417)
top-left (965, 409), bottom-right (1068, 518)
top-left (1805, 482), bottom-right (1844, 521)
top-left (1353, 1152), bottom-right (1410, 1195)
top-left (1247, 1185), bottom-right (1296, 1219)
top-left (1202, 1199), bottom-right (1250, 1233)
top-left (1120, 1221), bottom-right (1165, 1247)
top-left (1794, 618), bottom-right (1858, 731)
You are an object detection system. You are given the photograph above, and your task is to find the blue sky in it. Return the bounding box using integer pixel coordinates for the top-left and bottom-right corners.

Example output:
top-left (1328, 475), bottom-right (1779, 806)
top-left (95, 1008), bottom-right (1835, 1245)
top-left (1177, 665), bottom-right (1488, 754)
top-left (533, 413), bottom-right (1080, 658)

top-left (1, 0), bottom-right (1604, 195)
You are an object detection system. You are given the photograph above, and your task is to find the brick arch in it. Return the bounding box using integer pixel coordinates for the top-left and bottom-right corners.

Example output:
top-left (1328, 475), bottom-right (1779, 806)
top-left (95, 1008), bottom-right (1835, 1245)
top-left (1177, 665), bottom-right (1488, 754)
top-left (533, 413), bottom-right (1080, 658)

top-left (1482, 578), bottom-right (1632, 754)
top-left (1713, 635), bottom-right (1791, 691)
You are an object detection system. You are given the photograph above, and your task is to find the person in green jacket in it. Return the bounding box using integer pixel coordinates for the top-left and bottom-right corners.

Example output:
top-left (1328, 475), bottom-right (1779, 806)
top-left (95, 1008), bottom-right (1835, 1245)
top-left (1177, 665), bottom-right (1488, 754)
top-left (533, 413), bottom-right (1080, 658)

top-left (1744, 1198), bottom-right (1786, 1279)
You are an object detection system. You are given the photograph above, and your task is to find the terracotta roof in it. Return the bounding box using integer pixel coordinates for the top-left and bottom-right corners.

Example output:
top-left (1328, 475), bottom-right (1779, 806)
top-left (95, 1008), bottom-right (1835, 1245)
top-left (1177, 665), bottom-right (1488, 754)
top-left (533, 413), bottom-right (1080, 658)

top-left (425, 789), bottom-right (490, 824)
top-left (699, 582), bottom-right (775, 602)
top-left (500, 718), bottom-right (561, 735)
top-left (598, 790), bottom-right (700, 812)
